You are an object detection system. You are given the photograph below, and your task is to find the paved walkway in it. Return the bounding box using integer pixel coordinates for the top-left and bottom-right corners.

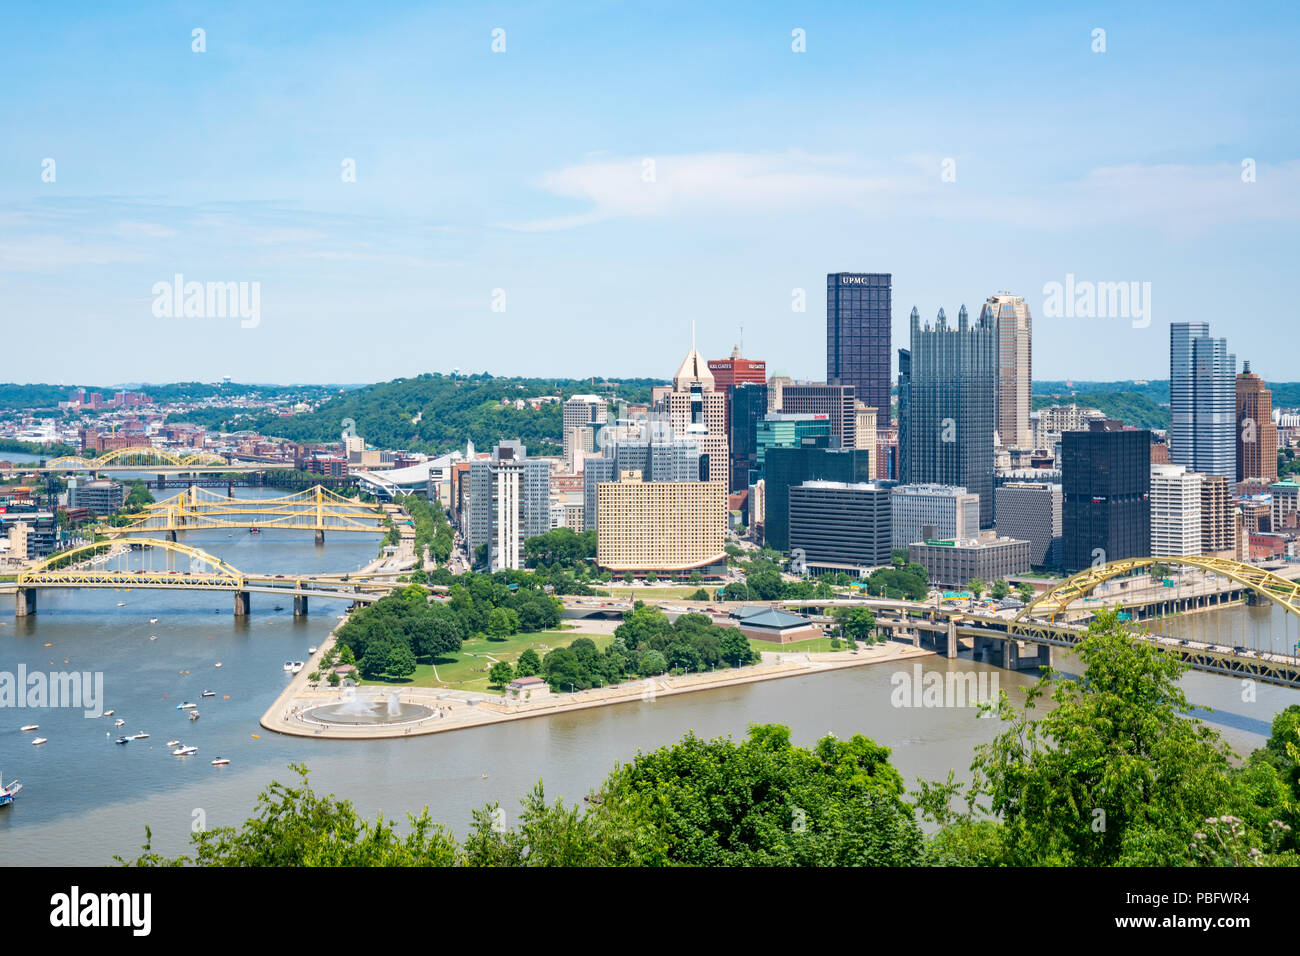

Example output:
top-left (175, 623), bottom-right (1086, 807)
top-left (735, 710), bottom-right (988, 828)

top-left (259, 635), bottom-right (936, 740)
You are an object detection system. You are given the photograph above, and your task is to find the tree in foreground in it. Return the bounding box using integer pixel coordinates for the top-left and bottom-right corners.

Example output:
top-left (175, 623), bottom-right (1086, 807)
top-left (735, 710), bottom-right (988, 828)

top-left (921, 611), bottom-right (1299, 866)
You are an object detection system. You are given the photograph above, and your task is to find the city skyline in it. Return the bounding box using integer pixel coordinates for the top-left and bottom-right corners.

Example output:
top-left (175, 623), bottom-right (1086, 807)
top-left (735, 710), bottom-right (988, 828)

top-left (2, 2), bottom-right (1298, 384)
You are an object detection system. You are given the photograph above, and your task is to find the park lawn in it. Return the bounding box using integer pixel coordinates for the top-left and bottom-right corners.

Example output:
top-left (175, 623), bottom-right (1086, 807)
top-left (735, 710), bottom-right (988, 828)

top-left (600, 585), bottom-right (711, 600)
top-left (747, 634), bottom-right (891, 655)
top-left (357, 628), bottom-right (613, 693)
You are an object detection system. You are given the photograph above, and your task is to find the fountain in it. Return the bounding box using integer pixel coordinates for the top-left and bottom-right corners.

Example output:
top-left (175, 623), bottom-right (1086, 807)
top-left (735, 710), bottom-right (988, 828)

top-left (303, 688), bottom-right (433, 727)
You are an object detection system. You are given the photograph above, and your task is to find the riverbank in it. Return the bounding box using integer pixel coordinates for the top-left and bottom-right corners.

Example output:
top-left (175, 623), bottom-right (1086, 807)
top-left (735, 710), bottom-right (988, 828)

top-left (259, 634), bottom-right (937, 740)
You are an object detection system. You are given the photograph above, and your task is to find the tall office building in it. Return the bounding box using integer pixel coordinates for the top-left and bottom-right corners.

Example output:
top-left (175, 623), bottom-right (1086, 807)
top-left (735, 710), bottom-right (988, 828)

top-left (1062, 427), bottom-right (1151, 571)
top-left (1149, 464), bottom-right (1203, 557)
top-left (1200, 474), bottom-right (1235, 558)
top-left (890, 483), bottom-right (980, 550)
top-left (466, 441), bottom-right (551, 571)
top-left (662, 343), bottom-right (729, 484)
top-left (754, 414), bottom-right (832, 474)
top-left (562, 394), bottom-right (608, 471)
top-left (994, 481), bottom-right (1062, 569)
top-left (826, 272), bottom-right (891, 415)
top-left (595, 470), bottom-right (728, 576)
top-left (762, 446), bottom-right (873, 551)
top-left (708, 345), bottom-right (767, 392)
top-left (778, 383), bottom-right (857, 449)
top-left (981, 293), bottom-right (1033, 449)
top-left (897, 306), bottom-right (997, 527)
top-left (788, 481), bottom-right (892, 573)
top-left (1170, 323), bottom-right (1236, 479)
top-left (1236, 361), bottom-right (1279, 482)
top-left (727, 381), bottom-right (768, 492)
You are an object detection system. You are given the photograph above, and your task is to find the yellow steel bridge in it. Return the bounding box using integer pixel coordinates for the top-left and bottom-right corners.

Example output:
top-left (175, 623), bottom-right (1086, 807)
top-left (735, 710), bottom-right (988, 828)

top-left (46, 447), bottom-right (231, 469)
top-left (108, 484), bottom-right (386, 537)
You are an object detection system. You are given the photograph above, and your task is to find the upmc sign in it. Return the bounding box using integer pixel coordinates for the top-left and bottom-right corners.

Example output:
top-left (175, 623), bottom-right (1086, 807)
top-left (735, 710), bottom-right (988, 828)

top-left (839, 275), bottom-right (873, 285)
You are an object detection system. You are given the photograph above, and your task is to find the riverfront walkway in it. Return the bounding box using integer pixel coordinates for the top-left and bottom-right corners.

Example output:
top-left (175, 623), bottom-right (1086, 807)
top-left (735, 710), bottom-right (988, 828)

top-left (259, 631), bottom-right (936, 740)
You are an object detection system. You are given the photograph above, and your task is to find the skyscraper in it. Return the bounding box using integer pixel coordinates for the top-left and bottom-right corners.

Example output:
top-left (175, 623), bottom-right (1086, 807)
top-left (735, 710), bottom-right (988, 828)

top-left (897, 305), bottom-right (997, 527)
top-left (762, 446), bottom-right (873, 551)
top-left (1062, 427), bottom-right (1151, 571)
top-left (662, 342), bottom-right (729, 484)
top-left (1170, 322), bottom-right (1236, 479)
top-left (777, 383), bottom-right (857, 449)
top-left (1236, 361), bottom-right (1279, 482)
top-left (562, 394), bottom-right (607, 471)
top-left (728, 381), bottom-right (768, 491)
top-left (826, 272), bottom-right (891, 415)
top-left (980, 293), bottom-right (1033, 449)
top-left (466, 441), bottom-right (551, 571)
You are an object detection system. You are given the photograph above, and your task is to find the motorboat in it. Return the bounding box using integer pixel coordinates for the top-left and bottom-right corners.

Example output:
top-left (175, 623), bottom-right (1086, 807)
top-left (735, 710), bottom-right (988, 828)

top-left (177, 702), bottom-right (197, 710)
top-left (20, 724), bottom-right (38, 732)
top-left (188, 710), bottom-right (200, 721)
top-left (117, 602), bottom-right (126, 607)
top-left (290, 661), bottom-right (305, 674)
top-left (283, 661), bottom-right (295, 672)
top-left (103, 710), bottom-right (114, 717)
top-left (128, 732), bottom-right (149, 740)
top-left (115, 736), bottom-right (129, 745)
top-left (201, 690), bottom-right (215, 698)
top-left (114, 719), bottom-right (125, 727)
top-left (0, 778), bottom-right (21, 808)
top-left (172, 745), bottom-right (198, 756)
top-left (215, 662), bottom-right (222, 668)
top-left (149, 636), bottom-right (157, 641)
top-left (249, 526), bottom-right (260, 534)
top-left (32, 737), bottom-right (47, 746)
top-left (149, 618), bottom-right (158, 624)
top-left (308, 646), bottom-right (318, 654)
top-left (166, 740), bottom-right (180, 747)
top-left (211, 758), bottom-right (230, 766)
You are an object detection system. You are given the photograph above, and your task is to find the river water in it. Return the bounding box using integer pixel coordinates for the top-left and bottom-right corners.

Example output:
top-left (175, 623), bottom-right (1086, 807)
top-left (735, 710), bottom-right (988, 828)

top-left (2, 485), bottom-right (1299, 865)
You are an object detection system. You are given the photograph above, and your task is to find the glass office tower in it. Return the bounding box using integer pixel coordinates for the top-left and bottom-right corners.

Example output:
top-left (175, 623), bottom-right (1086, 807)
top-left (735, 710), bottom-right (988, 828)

top-left (827, 272), bottom-right (892, 415)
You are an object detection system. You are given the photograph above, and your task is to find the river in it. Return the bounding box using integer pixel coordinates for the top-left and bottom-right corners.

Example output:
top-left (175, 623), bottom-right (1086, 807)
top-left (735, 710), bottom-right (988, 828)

top-left (1, 485), bottom-right (1298, 864)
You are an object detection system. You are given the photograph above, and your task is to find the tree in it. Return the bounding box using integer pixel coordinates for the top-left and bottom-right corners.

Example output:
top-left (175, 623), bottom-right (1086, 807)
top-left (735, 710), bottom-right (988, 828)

top-left (719, 631), bottom-right (755, 668)
top-left (486, 607), bottom-right (519, 639)
top-left (687, 588), bottom-right (710, 601)
top-left (1016, 582), bottom-right (1035, 605)
top-left (990, 579), bottom-right (1009, 600)
top-left (639, 649), bottom-right (667, 675)
top-left (387, 644), bottom-right (417, 679)
top-left (833, 606), bottom-right (876, 644)
top-left (689, 571), bottom-right (703, 585)
top-left (645, 571), bottom-right (658, 583)
top-left (960, 611), bottom-right (1244, 866)
top-left (360, 640), bottom-right (391, 679)
top-left (515, 648), bottom-right (542, 677)
top-left (747, 569), bottom-right (785, 601)
top-left (623, 572), bottom-right (633, 584)
top-left (489, 661), bottom-right (514, 688)
top-left (722, 582), bottom-right (750, 602)
top-left (967, 577), bottom-right (985, 601)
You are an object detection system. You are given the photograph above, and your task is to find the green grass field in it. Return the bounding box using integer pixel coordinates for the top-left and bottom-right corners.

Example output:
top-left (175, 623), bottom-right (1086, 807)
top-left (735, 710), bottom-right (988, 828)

top-left (600, 585), bottom-right (713, 600)
top-left (356, 628), bottom-right (613, 693)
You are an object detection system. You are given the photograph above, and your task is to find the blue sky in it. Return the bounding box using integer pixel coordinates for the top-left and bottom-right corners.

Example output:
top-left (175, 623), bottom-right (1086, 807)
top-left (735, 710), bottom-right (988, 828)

top-left (1, 1), bottom-right (1297, 386)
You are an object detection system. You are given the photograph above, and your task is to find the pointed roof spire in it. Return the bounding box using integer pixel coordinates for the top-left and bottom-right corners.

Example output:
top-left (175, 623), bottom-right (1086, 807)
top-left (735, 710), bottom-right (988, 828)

top-left (673, 324), bottom-right (714, 391)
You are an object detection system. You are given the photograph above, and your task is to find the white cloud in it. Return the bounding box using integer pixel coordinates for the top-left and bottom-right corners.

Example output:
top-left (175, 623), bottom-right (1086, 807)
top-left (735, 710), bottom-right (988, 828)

top-left (511, 151), bottom-right (1300, 234)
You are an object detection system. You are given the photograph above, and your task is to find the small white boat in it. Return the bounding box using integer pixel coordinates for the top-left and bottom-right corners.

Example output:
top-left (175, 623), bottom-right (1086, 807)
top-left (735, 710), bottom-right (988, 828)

top-left (149, 618), bottom-right (158, 624)
top-left (114, 719), bottom-right (125, 727)
top-left (214, 662), bottom-right (222, 668)
top-left (32, 737), bottom-right (47, 746)
top-left (283, 661), bottom-right (295, 672)
top-left (188, 710), bottom-right (200, 721)
top-left (166, 739), bottom-right (180, 747)
top-left (20, 724), bottom-right (38, 732)
top-left (172, 745), bottom-right (198, 756)
top-left (308, 646), bottom-right (318, 654)
top-left (128, 732), bottom-right (149, 740)
top-left (177, 702), bottom-right (196, 710)
top-left (104, 710), bottom-right (115, 717)
top-left (150, 636), bottom-right (157, 641)
top-left (290, 661), bottom-right (305, 674)
top-left (211, 758), bottom-right (230, 766)
top-left (201, 690), bottom-right (215, 698)
top-left (117, 602), bottom-right (126, 607)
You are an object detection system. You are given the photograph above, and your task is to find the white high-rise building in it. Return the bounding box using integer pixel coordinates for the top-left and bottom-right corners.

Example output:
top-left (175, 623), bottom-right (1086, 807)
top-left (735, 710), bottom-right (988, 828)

top-left (562, 395), bottom-right (608, 471)
top-left (1150, 464), bottom-right (1203, 557)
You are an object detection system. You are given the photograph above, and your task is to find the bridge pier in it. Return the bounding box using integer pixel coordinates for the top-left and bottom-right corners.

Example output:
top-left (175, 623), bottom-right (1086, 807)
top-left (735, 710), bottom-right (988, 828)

top-left (157, 473), bottom-right (167, 489)
top-left (294, 595), bottom-right (309, 616)
top-left (167, 529), bottom-right (178, 543)
top-left (946, 619), bottom-right (957, 659)
top-left (314, 529), bottom-right (325, 545)
top-left (14, 588), bottom-right (36, 616)
top-left (233, 591), bottom-right (250, 617)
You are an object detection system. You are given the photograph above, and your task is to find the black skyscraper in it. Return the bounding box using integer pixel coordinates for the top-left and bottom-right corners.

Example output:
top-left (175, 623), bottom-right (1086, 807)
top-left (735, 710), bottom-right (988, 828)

top-left (728, 381), bottom-right (768, 491)
top-left (827, 272), bottom-right (891, 415)
top-left (763, 445), bottom-right (872, 552)
top-left (1062, 426), bottom-right (1151, 572)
